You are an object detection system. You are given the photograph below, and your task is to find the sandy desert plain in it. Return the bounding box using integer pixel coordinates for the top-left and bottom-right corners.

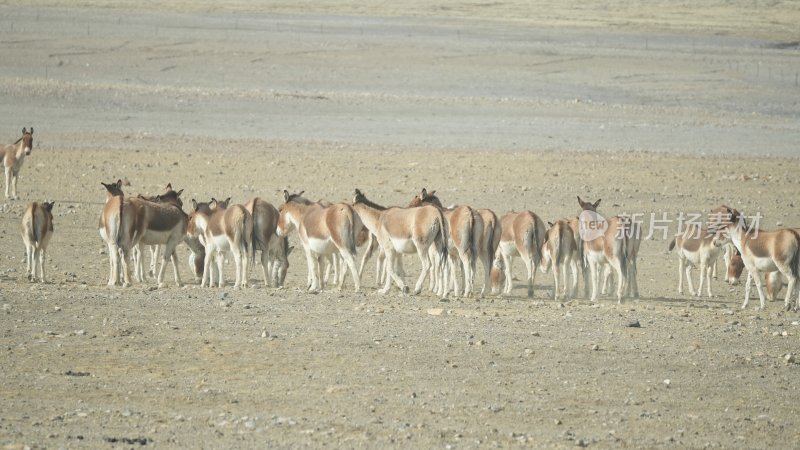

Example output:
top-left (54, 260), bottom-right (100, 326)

top-left (1, 1), bottom-right (800, 448)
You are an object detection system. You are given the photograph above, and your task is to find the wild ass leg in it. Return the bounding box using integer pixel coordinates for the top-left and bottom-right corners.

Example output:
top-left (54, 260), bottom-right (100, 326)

top-left (588, 260), bottom-right (600, 302)
top-left (677, 256), bottom-right (685, 295)
top-left (3, 167), bottom-right (10, 199)
top-left (11, 171), bottom-right (19, 199)
top-left (413, 244), bottom-right (433, 296)
top-left (501, 254), bottom-right (514, 295)
top-left (684, 264), bottom-right (695, 297)
top-left (749, 268), bottom-right (768, 310)
top-left (37, 248), bottom-right (46, 283)
top-left (107, 243), bottom-right (120, 286)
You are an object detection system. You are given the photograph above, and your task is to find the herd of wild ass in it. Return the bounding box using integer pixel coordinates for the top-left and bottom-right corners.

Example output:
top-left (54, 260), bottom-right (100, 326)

top-left (4, 128), bottom-right (800, 311)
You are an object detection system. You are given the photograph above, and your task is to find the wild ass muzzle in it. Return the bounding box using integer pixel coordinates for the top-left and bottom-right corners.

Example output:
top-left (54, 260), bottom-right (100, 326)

top-left (21, 200), bottom-right (54, 283)
top-left (187, 198), bottom-right (253, 289)
top-left (352, 189), bottom-right (448, 298)
top-left (277, 191), bottom-right (361, 293)
top-left (407, 188), bottom-right (482, 298)
top-left (668, 224), bottom-right (721, 298)
top-left (1, 127), bottom-right (34, 200)
top-left (540, 219), bottom-right (581, 301)
top-left (491, 209), bottom-right (546, 298)
top-left (713, 208), bottom-right (800, 310)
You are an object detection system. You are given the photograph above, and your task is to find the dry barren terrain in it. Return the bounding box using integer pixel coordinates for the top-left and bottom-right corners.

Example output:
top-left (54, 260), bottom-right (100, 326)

top-left (1, 2), bottom-right (800, 449)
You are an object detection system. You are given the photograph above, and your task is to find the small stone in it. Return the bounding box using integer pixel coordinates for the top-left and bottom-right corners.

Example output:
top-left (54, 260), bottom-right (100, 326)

top-left (772, 331), bottom-right (780, 337)
top-left (591, 344), bottom-right (600, 351)
top-left (554, 419), bottom-right (562, 425)
top-left (782, 331), bottom-right (789, 336)
top-left (524, 348), bottom-right (534, 355)
top-left (785, 353), bottom-right (795, 364)
top-left (75, 330), bottom-right (86, 336)
top-left (531, 331), bottom-right (540, 337)
top-left (54, 306), bottom-right (61, 312)
top-left (427, 308), bottom-right (445, 316)
top-left (244, 419), bottom-right (256, 430)
top-left (626, 320), bottom-right (641, 328)
top-left (261, 330), bottom-right (269, 338)
top-left (663, 379), bottom-right (671, 387)
top-left (2, 304), bottom-right (9, 313)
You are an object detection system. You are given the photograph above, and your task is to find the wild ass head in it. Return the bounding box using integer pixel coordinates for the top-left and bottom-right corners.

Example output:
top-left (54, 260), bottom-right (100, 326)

top-left (407, 188), bottom-right (442, 208)
top-left (20, 127), bottom-right (33, 155)
top-left (577, 196), bottom-right (601, 212)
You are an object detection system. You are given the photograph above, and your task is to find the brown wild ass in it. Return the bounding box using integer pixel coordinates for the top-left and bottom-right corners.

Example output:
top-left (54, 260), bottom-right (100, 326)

top-left (576, 196), bottom-right (641, 303)
top-left (728, 254), bottom-right (785, 302)
top-left (668, 224), bottom-right (721, 297)
top-left (724, 227), bottom-right (799, 306)
top-left (491, 210), bottom-right (546, 298)
top-left (407, 188), bottom-right (482, 298)
top-left (21, 201), bottom-right (54, 283)
top-left (98, 180), bottom-right (188, 287)
top-left (277, 191), bottom-right (361, 293)
top-left (1, 127), bottom-right (34, 200)
top-left (707, 205), bottom-right (740, 279)
top-left (540, 219), bottom-right (580, 300)
top-left (187, 198), bottom-right (253, 289)
top-left (352, 189), bottom-right (448, 297)
top-left (244, 197), bottom-right (290, 288)
top-left (712, 207), bottom-right (800, 310)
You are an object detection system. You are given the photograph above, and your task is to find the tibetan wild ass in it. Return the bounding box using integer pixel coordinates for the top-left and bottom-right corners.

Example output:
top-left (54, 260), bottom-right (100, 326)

top-left (21, 201), bottom-right (54, 282)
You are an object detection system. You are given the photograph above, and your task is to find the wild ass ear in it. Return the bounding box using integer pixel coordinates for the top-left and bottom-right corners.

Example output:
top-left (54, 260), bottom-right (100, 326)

top-left (175, 189), bottom-right (183, 197)
top-left (165, 182), bottom-right (173, 190)
top-left (548, 221), bottom-right (554, 227)
top-left (283, 190), bottom-right (290, 202)
top-left (191, 199), bottom-right (198, 211)
top-left (29, 127), bottom-right (33, 134)
top-left (209, 198), bottom-right (218, 209)
top-left (421, 188), bottom-right (428, 197)
top-left (22, 127), bottom-right (27, 134)
top-left (354, 188), bottom-right (362, 196)
top-left (298, 190), bottom-right (304, 197)
top-left (224, 197), bottom-right (231, 205)
top-left (593, 199), bottom-right (601, 208)
top-left (429, 190), bottom-right (436, 197)
top-left (115, 179), bottom-right (123, 189)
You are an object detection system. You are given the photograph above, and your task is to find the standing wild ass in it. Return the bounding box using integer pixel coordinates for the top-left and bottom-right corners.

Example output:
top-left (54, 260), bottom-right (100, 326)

top-left (540, 219), bottom-right (581, 300)
top-left (713, 207), bottom-right (800, 310)
top-left (491, 209), bottom-right (546, 298)
top-left (407, 188), bottom-right (482, 298)
top-left (245, 197), bottom-right (290, 288)
top-left (1, 127), bottom-right (34, 200)
top-left (21, 201), bottom-right (54, 282)
top-left (99, 180), bottom-right (188, 288)
top-left (187, 198), bottom-right (253, 289)
top-left (668, 224), bottom-right (720, 297)
top-left (576, 196), bottom-right (641, 303)
top-left (277, 191), bottom-right (361, 293)
top-left (352, 189), bottom-right (448, 297)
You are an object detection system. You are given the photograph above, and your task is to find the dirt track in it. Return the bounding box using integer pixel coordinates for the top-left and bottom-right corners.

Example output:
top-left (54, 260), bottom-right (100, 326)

top-left (1, 2), bottom-right (800, 449)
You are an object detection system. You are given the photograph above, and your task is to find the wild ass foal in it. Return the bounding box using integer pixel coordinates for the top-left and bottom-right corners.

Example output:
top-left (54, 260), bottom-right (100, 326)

top-left (540, 219), bottom-right (580, 300)
top-left (21, 201), bottom-right (54, 282)
top-left (99, 180), bottom-right (187, 287)
top-left (187, 198), bottom-right (253, 289)
top-left (1, 127), bottom-right (34, 200)
top-left (576, 196), bottom-right (641, 303)
top-left (668, 224), bottom-right (720, 297)
top-left (491, 209), bottom-right (546, 298)
top-left (407, 188), bottom-right (482, 298)
top-left (713, 208), bottom-right (800, 310)
top-left (277, 191), bottom-right (361, 293)
top-left (352, 189), bottom-right (448, 297)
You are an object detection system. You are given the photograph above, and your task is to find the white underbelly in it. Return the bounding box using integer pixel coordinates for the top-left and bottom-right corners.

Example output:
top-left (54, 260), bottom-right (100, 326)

top-left (498, 241), bottom-right (519, 257)
top-left (307, 237), bottom-right (337, 255)
top-left (391, 237), bottom-right (416, 254)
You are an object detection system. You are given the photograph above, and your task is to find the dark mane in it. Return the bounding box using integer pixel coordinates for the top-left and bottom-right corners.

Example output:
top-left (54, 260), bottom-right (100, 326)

top-left (286, 194), bottom-right (312, 205)
top-left (353, 190), bottom-right (387, 211)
